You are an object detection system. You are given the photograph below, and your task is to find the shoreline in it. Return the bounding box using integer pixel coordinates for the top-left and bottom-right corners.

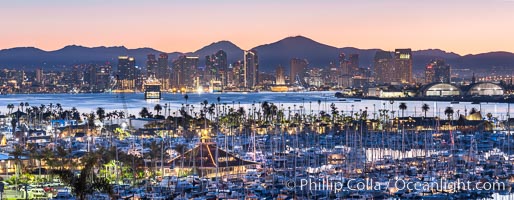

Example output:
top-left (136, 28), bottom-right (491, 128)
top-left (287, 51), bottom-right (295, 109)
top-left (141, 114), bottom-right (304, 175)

top-left (341, 96), bottom-right (514, 103)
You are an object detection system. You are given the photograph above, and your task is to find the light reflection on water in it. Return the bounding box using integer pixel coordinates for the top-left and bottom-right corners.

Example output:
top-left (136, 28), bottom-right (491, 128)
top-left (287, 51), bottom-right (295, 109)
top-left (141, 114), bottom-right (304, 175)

top-left (0, 92), bottom-right (512, 119)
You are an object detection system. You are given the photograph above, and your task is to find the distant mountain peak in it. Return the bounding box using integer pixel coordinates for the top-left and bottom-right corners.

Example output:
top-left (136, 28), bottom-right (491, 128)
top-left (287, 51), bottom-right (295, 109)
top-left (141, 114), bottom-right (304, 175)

top-left (212, 40), bottom-right (235, 44)
top-left (57, 45), bottom-right (87, 51)
top-left (3, 46), bottom-right (43, 51)
top-left (256, 35), bottom-right (337, 50)
top-left (55, 45), bottom-right (131, 52)
top-left (464, 51), bottom-right (514, 57)
top-left (413, 49), bottom-right (460, 59)
top-left (202, 40), bottom-right (239, 49)
top-left (1, 36), bottom-right (514, 72)
top-left (193, 40), bottom-right (242, 55)
top-left (283, 35), bottom-right (314, 41)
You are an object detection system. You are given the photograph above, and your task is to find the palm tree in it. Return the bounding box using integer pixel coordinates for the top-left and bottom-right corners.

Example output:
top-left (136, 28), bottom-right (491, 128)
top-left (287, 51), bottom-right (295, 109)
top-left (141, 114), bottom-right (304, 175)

top-left (139, 107), bottom-right (150, 118)
top-left (28, 143), bottom-right (44, 177)
top-left (20, 102), bottom-right (25, 113)
top-left (270, 104), bottom-right (278, 122)
top-left (72, 107), bottom-right (81, 121)
top-left (317, 100), bottom-right (322, 118)
top-left (330, 103), bottom-right (339, 122)
top-left (56, 146), bottom-right (71, 170)
top-left (7, 104), bottom-right (14, 114)
top-left (399, 102), bottom-right (407, 118)
top-left (85, 112), bottom-right (96, 131)
top-left (261, 101), bottom-right (271, 123)
top-left (422, 103), bottom-right (430, 118)
top-left (216, 97), bottom-right (221, 121)
top-left (10, 118), bottom-right (17, 135)
top-left (208, 104), bottom-right (215, 121)
top-left (39, 104), bottom-right (46, 115)
top-left (444, 107), bottom-right (454, 120)
top-left (96, 107), bottom-right (106, 122)
top-left (470, 108), bottom-right (478, 115)
top-left (55, 151), bottom-right (112, 200)
top-left (154, 104), bottom-right (163, 115)
top-left (41, 148), bottom-right (56, 176)
top-left (56, 103), bottom-right (63, 113)
top-left (117, 111), bottom-right (125, 119)
top-left (486, 113), bottom-right (493, 120)
top-left (31, 106), bottom-right (39, 126)
top-left (11, 144), bottom-right (24, 187)
top-left (147, 141), bottom-right (161, 178)
top-left (184, 94), bottom-right (189, 105)
top-left (237, 107), bottom-right (245, 123)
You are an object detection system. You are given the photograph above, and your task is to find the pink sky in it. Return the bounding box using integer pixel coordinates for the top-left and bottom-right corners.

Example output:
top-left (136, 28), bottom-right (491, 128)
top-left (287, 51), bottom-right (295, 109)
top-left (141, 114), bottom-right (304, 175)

top-left (1, 0), bottom-right (513, 55)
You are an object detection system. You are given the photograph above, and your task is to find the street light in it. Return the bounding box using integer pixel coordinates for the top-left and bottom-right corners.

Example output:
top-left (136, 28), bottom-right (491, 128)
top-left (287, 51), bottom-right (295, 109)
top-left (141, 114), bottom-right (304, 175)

top-left (24, 132), bottom-right (28, 146)
top-left (46, 125), bottom-right (55, 151)
top-left (87, 136), bottom-right (92, 152)
top-left (121, 121), bottom-right (128, 130)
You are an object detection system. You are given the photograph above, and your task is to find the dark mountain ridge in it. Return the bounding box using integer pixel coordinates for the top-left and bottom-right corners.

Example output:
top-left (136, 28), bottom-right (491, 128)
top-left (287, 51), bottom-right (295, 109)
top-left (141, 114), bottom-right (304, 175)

top-left (1, 36), bottom-right (513, 73)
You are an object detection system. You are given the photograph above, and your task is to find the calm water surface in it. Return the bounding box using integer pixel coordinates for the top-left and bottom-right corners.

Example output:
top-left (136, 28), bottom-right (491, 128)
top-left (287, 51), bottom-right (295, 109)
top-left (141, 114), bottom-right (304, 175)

top-left (0, 92), bottom-right (511, 118)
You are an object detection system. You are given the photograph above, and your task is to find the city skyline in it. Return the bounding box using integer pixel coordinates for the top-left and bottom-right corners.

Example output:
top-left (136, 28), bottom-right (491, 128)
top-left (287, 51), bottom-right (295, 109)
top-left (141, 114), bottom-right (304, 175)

top-left (1, 0), bottom-right (513, 55)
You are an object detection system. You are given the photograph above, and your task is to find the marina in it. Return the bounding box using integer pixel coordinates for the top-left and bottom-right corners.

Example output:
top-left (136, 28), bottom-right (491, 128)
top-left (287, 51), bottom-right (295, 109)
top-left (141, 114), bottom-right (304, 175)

top-left (1, 0), bottom-right (513, 199)
top-left (1, 92), bottom-right (514, 199)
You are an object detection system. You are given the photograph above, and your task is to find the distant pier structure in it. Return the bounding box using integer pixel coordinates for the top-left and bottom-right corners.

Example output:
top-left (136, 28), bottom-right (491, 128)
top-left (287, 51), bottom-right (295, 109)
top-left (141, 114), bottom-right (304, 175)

top-left (144, 75), bottom-right (161, 99)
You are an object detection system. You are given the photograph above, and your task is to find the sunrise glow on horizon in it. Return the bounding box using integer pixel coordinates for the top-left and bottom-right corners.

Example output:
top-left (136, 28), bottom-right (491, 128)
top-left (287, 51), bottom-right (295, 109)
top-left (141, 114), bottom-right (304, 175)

top-left (1, 0), bottom-right (513, 55)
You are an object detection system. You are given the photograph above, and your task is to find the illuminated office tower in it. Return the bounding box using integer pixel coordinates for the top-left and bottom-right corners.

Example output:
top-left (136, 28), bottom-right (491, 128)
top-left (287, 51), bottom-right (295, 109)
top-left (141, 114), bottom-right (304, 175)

top-left (275, 65), bottom-right (285, 85)
top-left (394, 49), bottom-right (413, 83)
top-left (117, 56), bottom-right (136, 90)
top-left (172, 55), bottom-right (199, 89)
top-left (243, 50), bottom-right (259, 89)
top-left (290, 58), bottom-right (308, 84)
top-left (425, 59), bottom-right (451, 83)
top-left (373, 51), bottom-right (394, 84)
top-left (146, 54), bottom-right (158, 76)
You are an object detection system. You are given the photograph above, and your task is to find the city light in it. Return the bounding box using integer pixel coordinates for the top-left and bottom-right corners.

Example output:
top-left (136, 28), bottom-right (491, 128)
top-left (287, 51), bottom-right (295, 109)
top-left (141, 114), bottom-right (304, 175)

top-left (0, 2), bottom-right (512, 199)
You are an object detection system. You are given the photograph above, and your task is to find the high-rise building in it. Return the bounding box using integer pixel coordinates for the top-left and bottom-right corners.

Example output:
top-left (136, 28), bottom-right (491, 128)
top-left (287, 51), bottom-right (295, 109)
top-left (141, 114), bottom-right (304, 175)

top-left (157, 53), bottom-right (170, 89)
top-left (339, 53), bottom-right (350, 75)
top-left (275, 65), bottom-right (285, 85)
top-left (338, 53), bottom-right (359, 76)
top-left (205, 50), bottom-right (228, 87)
top-left (36, 68), bottom-right (43, 84)
top-left (117, 56), bottom-right (136, 90)
top-left (425, 65), bottom-right (435, 84)
top-left (349, 54), bottom-right (359, 73)
top-left (231, 61), bottom-right (244, 88)
top-left (146, 54), bottom-right (158, 76)
top-left (117, 56), bottom-right (136, 80)
top-left (172, 55), bottom-right (199, 89)
top-left (204, 55), bottom-right (215, 85)
top-left (243, 50), bottom-right (259, 89)
top-left (425, 59), bottom-right (451, 83)
top-left (290, 58), bottom-right (308, 85)
top-left (394, 49), bottom-right (413, 83)
top-left (86, 65), bottom-right (112, 91)
top-left (70, 66), bottom-right (82, 86)
top-left (373, 51), bottom-right (394, 84)
top-left (215, 50), bottom-right (228, 84)
top-left (305, 68), bottom-right (324, 87)
top-left (338, 53), bottom-right (346, 63)
top-left (157, 53), bottom-right (169, 78)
